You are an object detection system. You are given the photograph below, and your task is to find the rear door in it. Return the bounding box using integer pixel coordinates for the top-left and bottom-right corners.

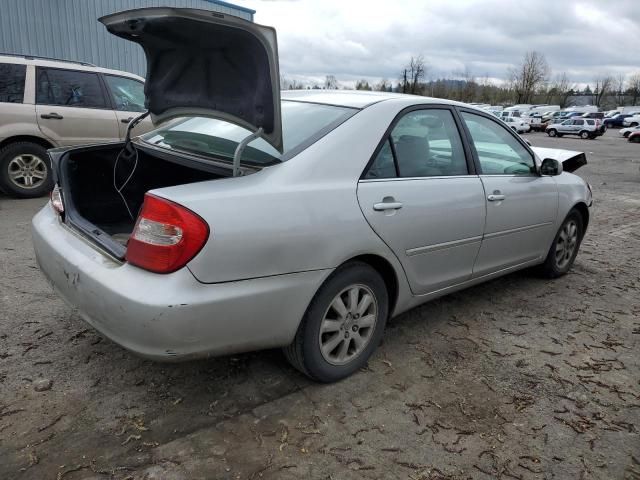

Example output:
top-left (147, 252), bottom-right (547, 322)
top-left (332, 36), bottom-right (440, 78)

top-left (35, 67), bottom-right (120, 146)
top-left (357, 107), bottom-right (486, 295)
top-left (102, 74), bottom-right (154, 139)
top-left (459, 110), bottom-right (558, 277)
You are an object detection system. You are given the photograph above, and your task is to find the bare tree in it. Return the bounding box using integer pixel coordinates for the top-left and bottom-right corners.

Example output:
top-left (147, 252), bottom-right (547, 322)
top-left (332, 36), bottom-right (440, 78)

top-left (615, 74), bottom-right (626, 106)
top-left (508, 51), bottom-right (550, 104)
top-left (324, 75), bottom-right (338, 90)
top-left (400, 55), bottom-right (427, 94)
top-left (593, 75), bottom-right (614, 107)
top-left (627, 72), bottom-right (640, 106)
top-left (546, 73), bottom-right (576, 108)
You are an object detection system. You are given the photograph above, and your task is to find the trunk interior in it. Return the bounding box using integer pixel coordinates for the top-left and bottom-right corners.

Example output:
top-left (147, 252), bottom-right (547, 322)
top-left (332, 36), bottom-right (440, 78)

top-left (60, 143), bottom-right (227, 256)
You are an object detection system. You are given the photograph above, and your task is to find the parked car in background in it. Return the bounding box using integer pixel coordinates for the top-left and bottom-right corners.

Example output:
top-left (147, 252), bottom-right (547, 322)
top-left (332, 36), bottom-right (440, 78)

top-left (620, 125), bottom-right (640, 137)
top-left (629, 131), bottom-right (640, 143)
top-left (502, 116), bottom-right (531, 133)
top-left (0, 53), bottom-right (153, 198)
top-left (31, 7), bottom-right (593, 383)
top-left (623, 115), bottom-right (640, 127)
top-left (580, 112), bottom-right (605, 120)
top-left (546, 118), bottom-right (600, 139)
top-left (604, 113), bottom-right (638, 128)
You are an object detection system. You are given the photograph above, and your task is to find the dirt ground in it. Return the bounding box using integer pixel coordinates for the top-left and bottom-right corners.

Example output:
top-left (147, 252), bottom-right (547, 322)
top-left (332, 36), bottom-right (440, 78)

top-left (1, 128), bottom-right (639, 480)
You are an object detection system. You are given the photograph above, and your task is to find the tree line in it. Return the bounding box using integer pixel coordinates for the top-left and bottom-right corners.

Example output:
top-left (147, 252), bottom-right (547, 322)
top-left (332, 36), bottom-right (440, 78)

top-left (281, 51), bottom-right (640, 108)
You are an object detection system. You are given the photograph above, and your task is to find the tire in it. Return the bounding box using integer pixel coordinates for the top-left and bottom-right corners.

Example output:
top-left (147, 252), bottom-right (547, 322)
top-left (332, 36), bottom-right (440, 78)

top-left (623, 132), bottom-right (631, 138)
top-left (538, 210), bottom-right (584, 278)
top-left (283, 261), bottom-right (389, 382)
top-left (547, 129), bottom-right (557, 137)
top-left (580, 131), bottom-right (590, 139)
top-left (0, 142), bottom-right (52, 198)
top-left (631, 123), bottom-right (639, 127)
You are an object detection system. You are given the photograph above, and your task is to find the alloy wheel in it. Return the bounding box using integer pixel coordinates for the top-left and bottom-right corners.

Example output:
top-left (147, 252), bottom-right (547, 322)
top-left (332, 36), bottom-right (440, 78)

top-left (555, 219), bottom-right (578, 269)
top-left (7, 154), bottom-right (48, 189)
top-left (318, 284), bottom-right (378, 366)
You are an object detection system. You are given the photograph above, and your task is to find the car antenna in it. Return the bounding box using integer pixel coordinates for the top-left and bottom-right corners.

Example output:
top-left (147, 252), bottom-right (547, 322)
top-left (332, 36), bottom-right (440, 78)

top-left (233, 127), bottom-right (264, 177)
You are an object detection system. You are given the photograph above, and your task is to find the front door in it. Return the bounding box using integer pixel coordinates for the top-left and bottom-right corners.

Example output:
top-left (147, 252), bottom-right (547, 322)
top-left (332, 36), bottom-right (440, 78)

top-left (459, 110), bottom-right (558, 277)
top-left (35, 67), bottom-right (119, 146)
top-left (357, 107), bottom-right (486, 295)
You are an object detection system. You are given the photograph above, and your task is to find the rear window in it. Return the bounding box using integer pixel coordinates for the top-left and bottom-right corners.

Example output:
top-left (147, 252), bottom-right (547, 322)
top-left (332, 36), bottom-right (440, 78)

top-left (142, 101), bottom-right (357, 166)
top-left (0, 63), bottom-right (26, 103)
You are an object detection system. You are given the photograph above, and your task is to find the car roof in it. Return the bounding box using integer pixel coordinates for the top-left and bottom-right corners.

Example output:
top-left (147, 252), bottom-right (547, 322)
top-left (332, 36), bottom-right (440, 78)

top-left (281, 89), bottom-right (474, 110)
top-left (0, 54), bottom-right (144, 81)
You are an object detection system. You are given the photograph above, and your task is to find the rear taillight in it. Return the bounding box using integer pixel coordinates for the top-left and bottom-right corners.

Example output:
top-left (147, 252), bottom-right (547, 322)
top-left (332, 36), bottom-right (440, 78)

top-left (126, 193), bottom-right (209, 274)
top-left (50, 185), bottom-right (64, 215)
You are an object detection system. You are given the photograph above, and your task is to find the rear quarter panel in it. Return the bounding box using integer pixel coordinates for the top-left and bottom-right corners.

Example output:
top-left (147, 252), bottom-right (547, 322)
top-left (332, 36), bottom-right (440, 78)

top-left (152, 100), bottom-right (413, 293)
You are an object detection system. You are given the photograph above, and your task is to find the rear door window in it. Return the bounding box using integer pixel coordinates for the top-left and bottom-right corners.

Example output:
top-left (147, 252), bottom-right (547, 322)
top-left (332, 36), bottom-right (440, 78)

top-left (103, 75), bottom-right (145, 112)
top-left (365, 108), bottom-right (469, 179)
top-left (0, 63), bottom-right (27, 103)
top-left (36, 67), bottom-right (108, 109)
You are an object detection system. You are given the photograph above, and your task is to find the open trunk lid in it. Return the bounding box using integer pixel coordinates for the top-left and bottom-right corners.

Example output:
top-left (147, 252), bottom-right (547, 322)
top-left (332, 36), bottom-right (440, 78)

top-left (531, 146), bottom-right (587, 173)
top-left (99, 7), bottom-right (283, 152)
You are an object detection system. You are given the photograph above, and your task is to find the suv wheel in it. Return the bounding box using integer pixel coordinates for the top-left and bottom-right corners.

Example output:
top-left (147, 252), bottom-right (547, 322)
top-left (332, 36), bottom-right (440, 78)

top-left (0, 142), bottom-right (52, 198)
top-left (283, 262), bottom-right (389, 382)
top-left (580, 130), bottom-right (590, 139)
top-left (547, 129), bottom-right (557, 137)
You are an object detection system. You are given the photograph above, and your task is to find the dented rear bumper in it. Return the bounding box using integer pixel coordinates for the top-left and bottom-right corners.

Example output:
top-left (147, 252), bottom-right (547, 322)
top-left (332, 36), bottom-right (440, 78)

top-left (32, 206), bottom-right (330, 360)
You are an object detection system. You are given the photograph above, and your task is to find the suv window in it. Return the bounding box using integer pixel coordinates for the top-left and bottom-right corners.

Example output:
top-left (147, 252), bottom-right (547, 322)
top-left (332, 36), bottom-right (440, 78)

top-left (36, 67), bottom-right (107, 108)
top-left (573, 119), bottom-right (584, 125)
top-left (0, 63), bottom-right (27, 103)
top-left (365, 109), bottom-right (468, 179)
top-left (104, 75), bottom-right (145, 112)
top-left (461, 112), bottom-right (535, 176)
top-left (586, 119), bottom-right (595, 125)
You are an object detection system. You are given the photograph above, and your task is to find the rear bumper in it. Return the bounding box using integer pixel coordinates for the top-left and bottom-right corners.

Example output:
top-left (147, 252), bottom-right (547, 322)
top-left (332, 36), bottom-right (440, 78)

top-left (32, 206), bottom-right (331, 361)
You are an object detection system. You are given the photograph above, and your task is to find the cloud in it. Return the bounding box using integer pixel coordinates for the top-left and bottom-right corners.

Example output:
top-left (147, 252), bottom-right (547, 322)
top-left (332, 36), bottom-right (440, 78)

top-left (231, 0), bottom-right (640, 86)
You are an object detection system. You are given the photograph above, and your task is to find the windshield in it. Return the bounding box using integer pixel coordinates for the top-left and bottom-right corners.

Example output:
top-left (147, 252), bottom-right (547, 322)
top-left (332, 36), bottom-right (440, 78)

top-left (142, 101), bottom-right (356, 166)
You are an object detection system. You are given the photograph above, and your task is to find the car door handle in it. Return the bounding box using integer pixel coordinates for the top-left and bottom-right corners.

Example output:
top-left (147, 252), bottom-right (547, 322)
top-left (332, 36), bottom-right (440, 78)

top-left (487, 194), bottom-right (505, 202)
top-left (373, 201), bottom-right (403, 211)
top-left (121, 117), bottom-right (134, 124)
top-left (40, 113), bottom-right (63, 120)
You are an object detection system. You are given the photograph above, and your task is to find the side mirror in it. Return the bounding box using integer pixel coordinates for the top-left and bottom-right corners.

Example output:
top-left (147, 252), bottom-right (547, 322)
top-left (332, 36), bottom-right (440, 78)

top-left (540, 158), bottom-right (563, 176)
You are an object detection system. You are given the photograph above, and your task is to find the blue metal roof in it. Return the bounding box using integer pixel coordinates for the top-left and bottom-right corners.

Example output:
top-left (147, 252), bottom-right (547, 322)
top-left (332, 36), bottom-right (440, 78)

top-left (203, 0), bottom-right (256, 15)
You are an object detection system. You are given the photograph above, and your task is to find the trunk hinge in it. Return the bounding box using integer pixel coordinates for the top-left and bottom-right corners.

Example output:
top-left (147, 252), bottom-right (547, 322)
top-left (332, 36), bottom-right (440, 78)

top-left (232, 127), bottom-right (264, 177)
top-left (122, 110), bottom-right (151, 156)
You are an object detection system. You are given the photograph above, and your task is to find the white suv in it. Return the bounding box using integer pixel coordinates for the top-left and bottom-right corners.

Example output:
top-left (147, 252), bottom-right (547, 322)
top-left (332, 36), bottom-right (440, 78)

top-left (0, 54), bottom-right (153, 197)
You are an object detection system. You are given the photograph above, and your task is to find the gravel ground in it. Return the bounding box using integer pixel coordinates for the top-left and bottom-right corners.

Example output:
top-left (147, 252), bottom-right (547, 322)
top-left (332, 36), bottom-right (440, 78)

top-left (1, 129), bottom-right (639, 480)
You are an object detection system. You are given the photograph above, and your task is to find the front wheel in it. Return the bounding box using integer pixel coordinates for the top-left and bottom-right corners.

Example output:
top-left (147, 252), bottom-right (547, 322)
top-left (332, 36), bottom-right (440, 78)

top-left (283, 262), bottom-right (389, 382)
top-left (538, 210), bottom-right (584, 278)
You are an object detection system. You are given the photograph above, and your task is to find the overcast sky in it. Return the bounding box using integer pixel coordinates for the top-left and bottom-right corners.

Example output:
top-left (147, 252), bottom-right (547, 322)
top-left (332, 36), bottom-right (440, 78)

top-left (231, 0), bottom-right (640, 88)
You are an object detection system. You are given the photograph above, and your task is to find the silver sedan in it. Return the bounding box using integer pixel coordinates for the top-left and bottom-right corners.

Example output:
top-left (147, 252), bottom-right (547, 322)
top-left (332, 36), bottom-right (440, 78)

top-left (32, 8), bottom-right (592, 382)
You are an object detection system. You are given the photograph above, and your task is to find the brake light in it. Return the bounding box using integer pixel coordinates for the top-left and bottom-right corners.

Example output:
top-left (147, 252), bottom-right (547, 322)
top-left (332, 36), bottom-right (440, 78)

top-left (50, 185), bottom-right (64, 215)
top-left (126, 193), bottom-right (209, 274)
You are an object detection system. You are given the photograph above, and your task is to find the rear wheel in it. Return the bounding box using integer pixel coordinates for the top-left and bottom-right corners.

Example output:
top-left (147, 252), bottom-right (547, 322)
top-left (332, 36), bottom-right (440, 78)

top-left (283, 262), bottom-right (388, 382)
top-left (547, 129), bottom-right (557, 137)
top-left (623, 131), bottom-right (631, 138)
top-left (538, 210), bottom-right (583, 278)
top-left (580, 130), bottom-right (590, 139)
top-left (0, 142), bottom-right (52, 198)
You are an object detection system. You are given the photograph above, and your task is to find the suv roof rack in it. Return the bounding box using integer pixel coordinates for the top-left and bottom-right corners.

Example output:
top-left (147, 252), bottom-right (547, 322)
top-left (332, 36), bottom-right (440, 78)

top-left (0, 52), bottom-right (96, 67)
